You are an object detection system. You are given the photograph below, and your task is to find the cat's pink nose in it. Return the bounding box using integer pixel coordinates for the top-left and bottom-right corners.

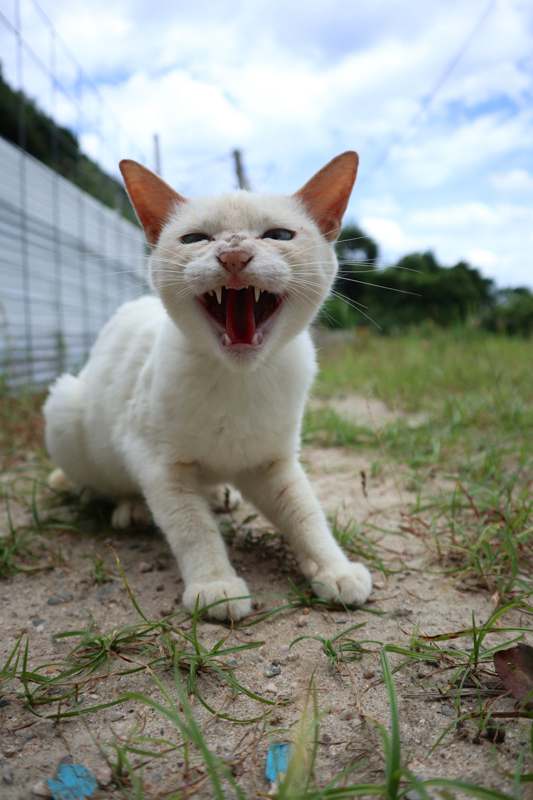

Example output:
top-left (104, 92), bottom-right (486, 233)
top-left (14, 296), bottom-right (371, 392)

top-left (218, 249), bottom-right (253, 273)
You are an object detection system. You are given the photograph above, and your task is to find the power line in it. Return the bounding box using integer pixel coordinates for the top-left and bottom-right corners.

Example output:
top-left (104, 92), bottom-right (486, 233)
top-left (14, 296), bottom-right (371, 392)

top-left (363, 0), bottom-right (498, 181)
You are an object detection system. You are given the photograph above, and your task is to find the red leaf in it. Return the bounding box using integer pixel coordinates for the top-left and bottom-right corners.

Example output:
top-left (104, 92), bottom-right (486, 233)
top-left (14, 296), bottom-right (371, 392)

top-left (494, 643), bottom-right (533, 702)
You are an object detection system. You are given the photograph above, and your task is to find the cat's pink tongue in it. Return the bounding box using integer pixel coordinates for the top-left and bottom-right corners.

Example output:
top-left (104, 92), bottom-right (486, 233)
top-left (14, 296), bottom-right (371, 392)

top-left (226, 288), bottom-right (256, 344)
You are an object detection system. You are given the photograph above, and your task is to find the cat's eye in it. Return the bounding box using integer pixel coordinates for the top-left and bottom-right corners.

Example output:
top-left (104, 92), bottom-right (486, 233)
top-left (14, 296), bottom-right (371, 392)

top-left (262, 229), bottom-right (294, 241)
top-left (181, 233), bottom-right (211, 244)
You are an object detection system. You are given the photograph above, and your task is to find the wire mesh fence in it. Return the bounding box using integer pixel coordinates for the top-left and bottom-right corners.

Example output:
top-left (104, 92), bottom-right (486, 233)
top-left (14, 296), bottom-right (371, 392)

top-left (0, 0), bottom-right (149, 389)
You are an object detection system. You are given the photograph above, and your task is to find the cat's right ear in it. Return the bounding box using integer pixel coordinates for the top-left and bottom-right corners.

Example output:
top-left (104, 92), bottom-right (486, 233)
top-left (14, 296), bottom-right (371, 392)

top-left (119, 160), bottom-right (187, 247)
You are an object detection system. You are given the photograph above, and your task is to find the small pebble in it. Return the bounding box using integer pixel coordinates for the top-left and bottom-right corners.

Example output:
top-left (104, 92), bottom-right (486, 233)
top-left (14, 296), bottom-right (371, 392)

top-left (22, 733), bottom-right (36, 744)
top-left (32, 618), bottom-right (45, 627)
top-left (339, 708), bottom-right (355, 720)
top-left (159, 606), bottom-right (173, 617)
top-left (156, 584), bottom-right (164, 592)
top-left (265, 666), bottom-right (281, 677)
top-left (226, 659), bottom-right (239, 667)
top-left (392, 608), bottom-right (412, 617)
top-left (47, 592), bottom-right (73, 606)
top-left (485, 717), bottom-right (505, 744)
top-left (109, 710), bottom-right (125, 721)
top-left (96, 765), bottom-right (113, 787)
top-left (32, 779), bottom-right (52, 797)
top-left (441, 704), bottom-right (455, 717)
top-left (139, 562), bottom-right (153, 573)
top-left (124, 540), bottom-right (140, 549)
top-left (265, 682), bottom-right (278, 693)
top-left (252, 654), bottom-right (263, 663)
top-left (287, 653), bottom-right (299, 662)
top-left (297, 615), bottom-right (308, 627)
top-left (2, 771), bottom-right (14, 785)
top-left (0, 698), bottom-right (10, 707)
top-left (3, 745), bottom-right (16, 757)
top-left (363, 668), bottom-right (375, 679)
top-left (95, 582), bottom-right (115, 600)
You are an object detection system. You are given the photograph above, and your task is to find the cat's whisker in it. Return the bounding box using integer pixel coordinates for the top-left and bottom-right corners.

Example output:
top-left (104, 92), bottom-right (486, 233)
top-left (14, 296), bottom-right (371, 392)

top-left (288, 277), bottom-right (381, 329)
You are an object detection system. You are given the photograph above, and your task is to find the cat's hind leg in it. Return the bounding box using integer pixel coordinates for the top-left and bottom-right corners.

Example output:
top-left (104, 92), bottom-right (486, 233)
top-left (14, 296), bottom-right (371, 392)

top-left (111, 499), bottom-right (152, 529)
top-left (48, 468), bottom-right (72, 491)
top-left (207, 485), bottom-right (242, 513)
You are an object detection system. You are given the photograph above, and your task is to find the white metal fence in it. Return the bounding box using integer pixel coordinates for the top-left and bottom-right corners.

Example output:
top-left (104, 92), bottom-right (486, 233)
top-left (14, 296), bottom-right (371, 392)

top-left (0, 134), bottom-right (148, 387)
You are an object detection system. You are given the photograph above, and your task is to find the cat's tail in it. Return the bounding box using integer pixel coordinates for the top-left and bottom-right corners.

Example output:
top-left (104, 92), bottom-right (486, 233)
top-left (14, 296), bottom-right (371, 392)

top-left (43, 373), bottom-right (87, 492)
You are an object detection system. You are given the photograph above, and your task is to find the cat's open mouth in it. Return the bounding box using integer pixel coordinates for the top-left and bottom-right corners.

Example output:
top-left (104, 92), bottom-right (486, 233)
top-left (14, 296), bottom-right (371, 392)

top-left (199, 287), bottom-right (282, 347)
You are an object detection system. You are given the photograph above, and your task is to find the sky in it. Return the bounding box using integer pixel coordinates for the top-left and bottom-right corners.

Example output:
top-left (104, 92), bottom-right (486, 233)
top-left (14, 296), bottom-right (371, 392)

top-left (1, 0), bottom-right (532, 288)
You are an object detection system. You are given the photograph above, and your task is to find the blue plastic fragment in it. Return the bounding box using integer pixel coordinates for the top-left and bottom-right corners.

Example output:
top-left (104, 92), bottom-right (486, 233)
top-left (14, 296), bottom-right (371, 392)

top-left (265, 742), bottom-right (295, 783)
top-left (47, 763), bottom-right (98, 800)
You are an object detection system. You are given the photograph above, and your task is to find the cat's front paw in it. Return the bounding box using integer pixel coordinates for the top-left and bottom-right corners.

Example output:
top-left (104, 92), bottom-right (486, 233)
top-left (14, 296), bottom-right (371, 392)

top-left (183, 578), bottom-right (251, 621)
top-left (310, 562), bottom-right (372, 606)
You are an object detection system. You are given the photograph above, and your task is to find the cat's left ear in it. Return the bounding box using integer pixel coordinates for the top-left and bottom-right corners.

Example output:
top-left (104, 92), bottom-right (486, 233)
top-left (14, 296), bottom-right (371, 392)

top-left (293, 151), bottom-right (359, 242)
top-left (119, 160), bottom-right (187, 247)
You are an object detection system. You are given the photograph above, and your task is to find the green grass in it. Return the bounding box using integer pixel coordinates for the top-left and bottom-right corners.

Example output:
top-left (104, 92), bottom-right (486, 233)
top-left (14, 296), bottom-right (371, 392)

top-left (2, 327), bottom-right (533, 796)
top-left (314, 327), bottom-right (533, 411)
top-left (305, 329), bottom-right (533, 598)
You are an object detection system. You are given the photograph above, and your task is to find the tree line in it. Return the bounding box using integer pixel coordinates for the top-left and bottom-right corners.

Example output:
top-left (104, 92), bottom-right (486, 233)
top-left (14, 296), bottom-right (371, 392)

top-left (0, 64), bottom-right (136, 224)
top-left (324, 224), bottom-right (533, 337)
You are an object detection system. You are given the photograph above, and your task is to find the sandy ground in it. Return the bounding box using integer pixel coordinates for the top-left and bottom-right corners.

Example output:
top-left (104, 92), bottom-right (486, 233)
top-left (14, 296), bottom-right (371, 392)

top-left (0, 398), bottom-right (529, 798)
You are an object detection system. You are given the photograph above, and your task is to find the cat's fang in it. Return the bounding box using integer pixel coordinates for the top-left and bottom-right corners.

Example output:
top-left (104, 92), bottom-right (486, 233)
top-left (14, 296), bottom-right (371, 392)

top-left (215, 287), bottom-right (222, 304)
top-left (254, 286), bottom-right (260, 303)
top-left (222, 333), bottom-right (231, 345)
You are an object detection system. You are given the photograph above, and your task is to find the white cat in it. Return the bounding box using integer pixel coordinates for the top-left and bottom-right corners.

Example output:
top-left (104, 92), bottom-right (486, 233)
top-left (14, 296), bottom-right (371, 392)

top-left (43, 152), bottom-right (372, 620)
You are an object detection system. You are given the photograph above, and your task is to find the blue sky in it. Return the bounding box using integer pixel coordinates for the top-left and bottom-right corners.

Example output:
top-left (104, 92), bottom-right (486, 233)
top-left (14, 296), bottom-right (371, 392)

top-left (1, 0), bottom-right (532, 287)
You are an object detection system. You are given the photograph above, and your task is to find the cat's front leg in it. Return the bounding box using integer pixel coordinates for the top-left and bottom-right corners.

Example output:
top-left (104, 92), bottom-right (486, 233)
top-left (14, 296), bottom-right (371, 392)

top-left (237, 459), bottom-right (371, 606)
top-left (140, 462), bottom-right (251, 621)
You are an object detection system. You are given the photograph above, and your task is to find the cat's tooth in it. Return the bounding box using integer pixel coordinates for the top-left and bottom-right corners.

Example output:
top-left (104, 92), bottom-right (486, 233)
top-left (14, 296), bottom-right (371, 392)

top-left (215, 287), bottom-right (222, 304)
top-left (252, 333), bottom-right (259, 345)
top-left (254, 286), bottom-right (260, 303)
top-left (222, 333), bottom-right (231, 346)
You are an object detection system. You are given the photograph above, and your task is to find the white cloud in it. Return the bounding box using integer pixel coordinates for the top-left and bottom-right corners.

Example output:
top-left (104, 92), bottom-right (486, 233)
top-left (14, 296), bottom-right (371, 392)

top-left (360, 217), bottom-right (419, 258)
top-left (490, 168), bottom-right (533, 194)
top-left (464, 248), bottom-right (498, 269)
top-left (3, 0), bottom-right (532, 288)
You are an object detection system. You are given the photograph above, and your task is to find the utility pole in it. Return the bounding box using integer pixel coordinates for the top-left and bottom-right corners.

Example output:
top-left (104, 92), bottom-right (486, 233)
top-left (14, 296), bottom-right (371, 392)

top-left (232, 149), bottom-right (250, 190)
top-left (153, 133), bottom-right (162, 176)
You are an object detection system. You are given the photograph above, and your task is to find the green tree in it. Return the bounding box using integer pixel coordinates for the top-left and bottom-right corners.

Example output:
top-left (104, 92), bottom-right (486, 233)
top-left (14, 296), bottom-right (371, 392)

top-left (334, 223), bottom-right (379, 306)
top-left (481, 288), bottom-right (533, 337)
top-left (0, 64), bottom-right (137, 224)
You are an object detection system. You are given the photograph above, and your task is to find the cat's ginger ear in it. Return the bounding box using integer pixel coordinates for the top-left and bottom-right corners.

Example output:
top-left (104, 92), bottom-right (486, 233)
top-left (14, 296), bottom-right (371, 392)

top-left (293, 151), bottom-right (359, 242)
top-left (119, 160), bottom-right (186, 247)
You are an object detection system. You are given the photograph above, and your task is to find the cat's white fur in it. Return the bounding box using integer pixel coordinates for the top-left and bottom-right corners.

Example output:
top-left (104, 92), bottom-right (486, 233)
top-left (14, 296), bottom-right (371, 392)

top-left (44, 153), bottom-right (372, 620)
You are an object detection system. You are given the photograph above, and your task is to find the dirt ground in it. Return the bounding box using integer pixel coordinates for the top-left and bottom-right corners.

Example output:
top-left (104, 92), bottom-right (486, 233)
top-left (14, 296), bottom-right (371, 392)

top-left (0, 397), bottom-right (529, 798)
